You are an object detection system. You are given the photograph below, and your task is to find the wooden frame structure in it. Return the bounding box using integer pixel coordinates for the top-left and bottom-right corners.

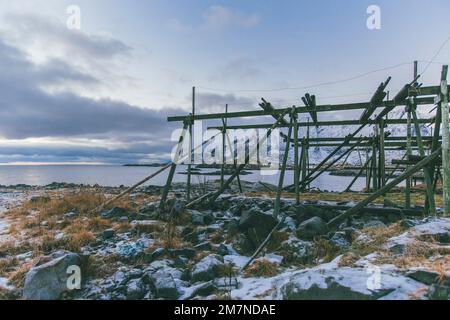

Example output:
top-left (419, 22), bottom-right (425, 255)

top-left (162, 62), bottom-right (449, 218)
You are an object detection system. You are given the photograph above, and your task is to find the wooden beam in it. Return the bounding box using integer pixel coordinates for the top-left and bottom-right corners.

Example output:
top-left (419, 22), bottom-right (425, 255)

top-left (441, 65), bottom-right (450, 214)
top-left (169, 97), bottom-right (436, 122)
top-left (327, 147), bottom-right (442, 229)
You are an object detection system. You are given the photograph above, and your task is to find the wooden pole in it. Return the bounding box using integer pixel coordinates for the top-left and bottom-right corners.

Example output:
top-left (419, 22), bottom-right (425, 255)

top-left (274, 110), bottom-right (294, 218)
top-left (411, 101), bottom-right (436, 215)
top-left (328, 147), bottom-right (442, 229)
top-left (293, 111), bottom-right (300, 204)
top-left (405, 103), bottom-right (412, 208)
top-left (379, 119), bottom-right (386, 187)
top-left (440, 65), bottom-right (449, 214)
top-left (205, 109), bottom-right (291, 206)
top-left (187, 87), bottom-right (195, 201)
top-left (220, 104), bottom-right (227, 189)
top-left (345, 156), bottom-right (372, 192)
top-left (160, 122), bottom-right (189, 208)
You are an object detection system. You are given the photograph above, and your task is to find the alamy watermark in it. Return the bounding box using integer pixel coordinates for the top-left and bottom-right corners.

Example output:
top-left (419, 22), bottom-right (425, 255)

top-left (170, 121), bottom-right (280, 175)
top-left (66, 265), bottom-right (82, 290)
top-left (66, 5), bottom-right (81, 30)
top-left (367, 5), bottom-right (381, 30)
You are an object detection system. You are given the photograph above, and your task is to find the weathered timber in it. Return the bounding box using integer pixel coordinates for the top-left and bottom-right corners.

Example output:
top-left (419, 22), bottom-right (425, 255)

top-left (327, 147), bottom-right (442, 229)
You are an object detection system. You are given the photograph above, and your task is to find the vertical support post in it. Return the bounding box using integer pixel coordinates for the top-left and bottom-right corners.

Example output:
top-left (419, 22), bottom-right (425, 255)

top-left (411, 102), bottom-right (436, 215)
top-left (187, 87), bottom-right (195, 202)
top-left (293, 111), bottom-right (300, 204)
top-left (440, 65), bottom-right (449, 214)
top-left (372, 140), bottom-right (378, 191)
top-left (366, 148), bottom-right (371, 191)
top-left (220, 104), bottom-right (228, 189)
top-left (405, 102), bottom-right (412, 208)
top-left (161, 121), bottom-right (189, 209)
top-left (306, 120), bottom-right (311, 190)
top-left (379, 119), bottom-right (386, 187)
top-left (274, 109), bottom-right (294, 218)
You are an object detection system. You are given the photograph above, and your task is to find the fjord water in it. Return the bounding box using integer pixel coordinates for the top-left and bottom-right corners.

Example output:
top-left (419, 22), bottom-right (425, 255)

top-left (0, 165), bottom-right (367, 192)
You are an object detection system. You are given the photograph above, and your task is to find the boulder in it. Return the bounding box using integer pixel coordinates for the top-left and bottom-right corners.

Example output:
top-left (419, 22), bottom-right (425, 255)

top-left (191, 254), bottom-right (224, 282)
top-left (101, 207), bottom-right (128, 219)
top-left (296, 217), bottom-right (328, 240)
top-left (281, 264), bottom-right (425, 300)
top-left (23, 251), bottom-right (82, 300)
top-left (239, 208), bottom-right (278, 247)
top-left (102, 229), bottom-right (115, 240)
top-left (126, 278), bottom-right (147, 300)
top-left (144, 248), bottom-right (166, 263)
top-left (149, 270), bottom-right (180, 299)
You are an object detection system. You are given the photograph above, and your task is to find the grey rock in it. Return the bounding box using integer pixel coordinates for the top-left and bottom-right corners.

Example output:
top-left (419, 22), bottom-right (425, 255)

top-left (144, 247), bottom-right (166, 263)
top-left (191, 254), bottom-right (224, 282)
top-left (428, 284), bottom-right (450, 300)
top-left (239, 208), bottom-right (278, 247)
top-left (194, 242), bottom-right (212, 251)
top-left (64, 211), bottom-right (79, 219)
top-left (101, 207), bottom-right (128, 219)
top-left (330, 232), bottom-right (350, 248)
top-left (296, 217), bottom-right (328, 240)
top-left (188, 281), bottom-right (218, 299)
top-left (23, 251), bottom-right (82, 300)
top-left (168, 248), bottom-right (196, 259)
top-left (150, 270), bottom-right (180, 299)
top-left (174, 256), bottom-right (190, 268)
top-left (363, 220), bottom-right (386, 229)
top-left (407, 270), bottom-right (450, 286)
top-left (126, 278), bottom-right (147, 300)
top-left (218, 244), bottom-right (229, 256)
top-left (102, 229), bottom-right (115, 240)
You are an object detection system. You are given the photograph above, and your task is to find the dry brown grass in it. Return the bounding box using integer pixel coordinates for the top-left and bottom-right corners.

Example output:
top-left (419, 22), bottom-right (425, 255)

top-left (244, 259), bottom-right (278, 278)
top-left (8, 260), bottom-right (36, 288)
top-left (0, 257), bottom-right (18, 276)
top-left (242, 191), bottom-right (441, 208)
top-left (84, 254), bottom-right (120, 279)
top-left (312, 238), bottom-right (340, 263)
top-left (267, 231), bottom-right (290, 252)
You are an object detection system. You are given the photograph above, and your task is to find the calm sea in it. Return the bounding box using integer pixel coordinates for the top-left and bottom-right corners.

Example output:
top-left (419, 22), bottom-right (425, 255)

top-left (0, 165), bottom-right (368, 192)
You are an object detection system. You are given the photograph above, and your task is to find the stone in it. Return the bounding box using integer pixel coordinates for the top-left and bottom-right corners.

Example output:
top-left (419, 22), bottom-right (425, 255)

top-left (428, 284), bottom-right (450, 300)
top-left (296, 217), bottom-right (328, 240)
top-left (239, 208), bottom-right (278, 247)
top-left (150, 270), bottom-right (180, 299)
top-left (64, 211), bottom-right (79, 219)
top-left (330, 232), bottom-right (350, 248)
top-left (102, 229), bottom-right (115, 240)
top-left (144, 248), bottom-right (166, 263)
top-left (126, 278), bottom-right (147, 300)
top-left (191, 254), bottom-right (224, 283)
top-left (194, 242), bottom-right (212, 251)
top-left (281, 264), bottom-right (423, 300)
top-left (130, 220), bottom-right (163, 233)
top-left (188, 281), bottom-right (218, 299)
top-left (23, 251), bottom-right (82, 300)
top-left (168, 248), bottom-right (196, 259)
top-left (101, 207), bottom-right (128, 219)
top-left (218, 244), bottom-right (229, 256)
top-left (363, 220), bottom-right (386, 229)
top-left (174, 256), bottom-right (190, 269)
top-left (407, 270), bottom-right (450, 286)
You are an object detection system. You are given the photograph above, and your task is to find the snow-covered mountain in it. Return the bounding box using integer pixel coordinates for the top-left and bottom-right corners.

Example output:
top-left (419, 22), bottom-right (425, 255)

top-left (281, 108), bottom-right (434, 166)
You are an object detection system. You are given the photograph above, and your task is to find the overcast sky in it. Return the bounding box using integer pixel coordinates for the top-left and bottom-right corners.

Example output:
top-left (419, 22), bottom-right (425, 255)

top-left (0, 0), bottom-right (449, 164)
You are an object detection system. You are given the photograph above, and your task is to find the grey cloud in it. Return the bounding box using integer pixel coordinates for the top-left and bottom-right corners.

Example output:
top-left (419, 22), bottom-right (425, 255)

top-left (209, 57), bottom-right (264, 83)
top-left (0, 36), bottom-right (184, 163)
top-left (5, 13), bottom-right (131, 60)
top-left (195, 92), bottom-right (256, 112)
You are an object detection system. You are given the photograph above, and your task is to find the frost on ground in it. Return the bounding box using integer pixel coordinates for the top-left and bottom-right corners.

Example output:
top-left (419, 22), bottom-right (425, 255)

top-left (0, 183), bottom-right (448, 300)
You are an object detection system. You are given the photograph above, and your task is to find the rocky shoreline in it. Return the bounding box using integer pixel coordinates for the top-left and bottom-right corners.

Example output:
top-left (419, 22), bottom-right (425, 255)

top-left (0, 182), bottom-right (449, 300)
